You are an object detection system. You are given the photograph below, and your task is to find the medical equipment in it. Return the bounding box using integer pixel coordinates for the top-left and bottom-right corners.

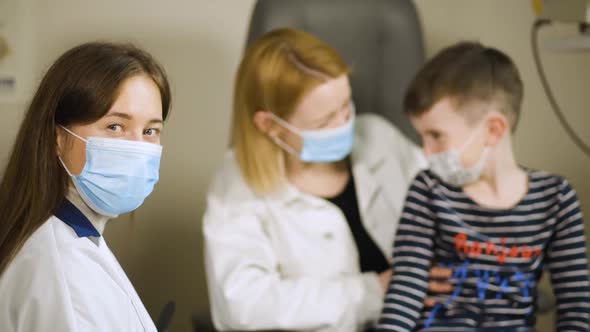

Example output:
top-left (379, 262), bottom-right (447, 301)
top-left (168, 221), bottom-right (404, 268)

top-left (532, 0), bottom-right (590, 157)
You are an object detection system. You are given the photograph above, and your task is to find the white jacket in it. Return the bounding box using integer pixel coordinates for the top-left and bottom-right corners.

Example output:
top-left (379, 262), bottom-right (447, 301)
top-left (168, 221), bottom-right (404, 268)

top-left (0, 194), bottom-right (156, 332)
top-left (203, 114), bottom-right (426, 332)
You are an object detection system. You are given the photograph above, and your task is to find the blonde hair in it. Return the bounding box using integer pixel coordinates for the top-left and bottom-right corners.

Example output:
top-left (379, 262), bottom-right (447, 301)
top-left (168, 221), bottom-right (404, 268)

top-left (231, 28), bottom-right (349, 195)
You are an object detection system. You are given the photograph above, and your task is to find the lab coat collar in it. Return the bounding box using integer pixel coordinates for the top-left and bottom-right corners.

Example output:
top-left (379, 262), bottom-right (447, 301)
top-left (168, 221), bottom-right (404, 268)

top-left (350, 135), bottom-right (384, 213)
top-left (55, 199), bottom-right (101, 238)
top-left (56, 186), bottom-right (112, 239)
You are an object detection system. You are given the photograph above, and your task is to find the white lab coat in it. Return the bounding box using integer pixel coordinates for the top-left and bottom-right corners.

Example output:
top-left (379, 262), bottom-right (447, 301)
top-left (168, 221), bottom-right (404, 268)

top-left (204, 114), bottom-right (426, 332)
top-left (0, 194), bottom-right (156, 332)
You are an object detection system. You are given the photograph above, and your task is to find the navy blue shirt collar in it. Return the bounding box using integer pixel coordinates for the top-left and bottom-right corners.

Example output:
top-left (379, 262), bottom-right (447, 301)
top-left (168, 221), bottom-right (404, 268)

top-left (55, 199), bottom-right (101, 238)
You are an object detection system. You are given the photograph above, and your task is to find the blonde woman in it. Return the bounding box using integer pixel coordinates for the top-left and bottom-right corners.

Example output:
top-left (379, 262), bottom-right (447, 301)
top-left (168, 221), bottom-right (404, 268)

top-left (204, 28), bottom-right (450, 332)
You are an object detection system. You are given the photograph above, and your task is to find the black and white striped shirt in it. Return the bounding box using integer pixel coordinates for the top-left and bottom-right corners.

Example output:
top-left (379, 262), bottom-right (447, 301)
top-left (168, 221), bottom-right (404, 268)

top-left (376, 170), bottom-right (590, 331)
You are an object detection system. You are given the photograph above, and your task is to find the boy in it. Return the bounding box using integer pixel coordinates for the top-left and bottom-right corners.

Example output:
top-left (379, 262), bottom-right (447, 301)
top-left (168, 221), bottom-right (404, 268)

top-left (376, 42), bottom-right (590, 331)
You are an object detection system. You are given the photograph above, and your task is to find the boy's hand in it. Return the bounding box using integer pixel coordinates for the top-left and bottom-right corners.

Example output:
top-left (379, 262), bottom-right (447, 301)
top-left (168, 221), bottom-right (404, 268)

top-left (425, 266), bottom-right (453, 307)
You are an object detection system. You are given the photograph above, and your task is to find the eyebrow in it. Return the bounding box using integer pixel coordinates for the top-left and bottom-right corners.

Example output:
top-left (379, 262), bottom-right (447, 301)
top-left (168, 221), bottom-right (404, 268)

top-left (316, 111), bottom-right (339, 125)
top-left (425, 129), bottom-right (444, 136)
top-left (105, 112), bottom-right (163, 125)
top-left (315, 95), bottom-right (352, 124)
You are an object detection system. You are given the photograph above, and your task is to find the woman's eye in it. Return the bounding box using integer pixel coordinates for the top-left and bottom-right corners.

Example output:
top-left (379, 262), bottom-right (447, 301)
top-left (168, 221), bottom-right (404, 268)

top-left (144, 128), bottom-right (160, 136)
top-left (107, 124), bottom-right (123, 132)
top-left (429, 132), bottom-right (442, 140)
top-left (317, 120), bottom-right (331, 129)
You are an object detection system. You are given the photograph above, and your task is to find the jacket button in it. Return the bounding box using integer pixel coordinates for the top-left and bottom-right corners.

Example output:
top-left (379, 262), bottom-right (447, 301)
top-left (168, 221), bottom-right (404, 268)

top-left (324, 233), bottom-right (334, 240)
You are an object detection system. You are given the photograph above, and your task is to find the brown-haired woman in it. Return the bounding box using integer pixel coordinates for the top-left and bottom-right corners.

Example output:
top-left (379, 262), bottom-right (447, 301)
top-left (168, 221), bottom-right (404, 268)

top-left (0, 42), bottom-right (171, 331)
top-left (203, 28), bottom-right (451, 332)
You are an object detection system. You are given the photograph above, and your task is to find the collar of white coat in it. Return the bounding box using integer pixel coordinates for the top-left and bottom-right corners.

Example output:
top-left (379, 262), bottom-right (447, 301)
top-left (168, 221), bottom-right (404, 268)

top-left (275, 133), bottom-right (384, 211)
top-left (55, 199), bottom-right (102, 238)
top-left (55, 187), bottom-right (111, 239)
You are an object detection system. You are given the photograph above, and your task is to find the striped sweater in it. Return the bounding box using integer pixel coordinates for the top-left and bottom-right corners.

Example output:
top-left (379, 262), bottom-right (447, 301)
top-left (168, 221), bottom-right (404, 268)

top-left (376, 170), bottom-right (590, 331)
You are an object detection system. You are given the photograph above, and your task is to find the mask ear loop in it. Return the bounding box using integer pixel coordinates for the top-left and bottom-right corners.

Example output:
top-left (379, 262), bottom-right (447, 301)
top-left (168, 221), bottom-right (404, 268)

top-left (266, 112), bottom-right (302, 135)
top-left (57, 125), bottom-right (87, 177)
top-left (469, 147), bottom-right (491, 171)
top-left (457, 119), bottom-right (493, 155)
top-left (270, 136), bottom-right (300, 159)
top-left (58, 157), bottom-right (74, 177)
top-left (59, 125), bottom-right (87, 143)
top-left (458, 123), bottom-right (492, 173)
top-left (266, 113), bottom-right (304, 159)
top-left (458, 127), bottom-right (482, 153)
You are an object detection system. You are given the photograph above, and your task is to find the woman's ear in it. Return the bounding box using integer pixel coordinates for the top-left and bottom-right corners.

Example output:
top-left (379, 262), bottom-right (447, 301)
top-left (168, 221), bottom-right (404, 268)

top-left (485, 112), bottom-right (508, 147)
top-left (253, 111), bottom-right (281, 138)
top-left (56, 126), bottom-right (66, 157)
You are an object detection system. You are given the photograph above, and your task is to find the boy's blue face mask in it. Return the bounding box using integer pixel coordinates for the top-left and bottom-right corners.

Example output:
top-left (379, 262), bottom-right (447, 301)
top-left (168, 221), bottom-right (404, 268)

top-left (268, 108), bottom-right (355, 163)
top-left (59, 126), bottom-right (162, 217)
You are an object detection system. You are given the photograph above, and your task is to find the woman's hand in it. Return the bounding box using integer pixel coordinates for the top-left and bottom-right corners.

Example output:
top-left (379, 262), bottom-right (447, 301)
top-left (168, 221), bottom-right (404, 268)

top-left (378, 269), bottom-right (393, 291)
top-left (378, 266), bottom-right (453, 307)
top-left (425, 266), bottom-right (453, 307)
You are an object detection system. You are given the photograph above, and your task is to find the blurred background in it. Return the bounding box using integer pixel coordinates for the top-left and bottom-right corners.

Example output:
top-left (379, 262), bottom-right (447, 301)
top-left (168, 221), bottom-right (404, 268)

top-left (0, 1), bottom-right (588, 331)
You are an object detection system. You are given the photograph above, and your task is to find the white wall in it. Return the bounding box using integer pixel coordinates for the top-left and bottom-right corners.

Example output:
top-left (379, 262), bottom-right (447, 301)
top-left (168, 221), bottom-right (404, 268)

top-left (1, 1), bottom-right (587, 331)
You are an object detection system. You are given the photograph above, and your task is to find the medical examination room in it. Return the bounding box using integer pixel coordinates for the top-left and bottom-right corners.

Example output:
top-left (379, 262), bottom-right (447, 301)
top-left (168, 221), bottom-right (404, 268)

top-left (0, 0), bottom-right (589, 331)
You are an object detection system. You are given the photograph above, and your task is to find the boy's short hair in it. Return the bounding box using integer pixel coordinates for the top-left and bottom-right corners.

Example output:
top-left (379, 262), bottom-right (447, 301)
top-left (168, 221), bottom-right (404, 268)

top-left (404, 41), bottom-right (523, 129)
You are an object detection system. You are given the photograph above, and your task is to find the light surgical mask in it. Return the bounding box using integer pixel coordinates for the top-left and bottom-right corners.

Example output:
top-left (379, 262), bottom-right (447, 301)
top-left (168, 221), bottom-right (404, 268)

top-left (428, 127), bottom-right (490, 187)
top-left (59, 126), bottom-right (162, 216)
top-left (268, 106), bottom-right (355, 163)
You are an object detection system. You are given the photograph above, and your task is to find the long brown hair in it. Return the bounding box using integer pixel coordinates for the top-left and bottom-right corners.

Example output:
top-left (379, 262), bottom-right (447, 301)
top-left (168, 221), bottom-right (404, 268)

top-left (0, 42), bottom-right (171, 274)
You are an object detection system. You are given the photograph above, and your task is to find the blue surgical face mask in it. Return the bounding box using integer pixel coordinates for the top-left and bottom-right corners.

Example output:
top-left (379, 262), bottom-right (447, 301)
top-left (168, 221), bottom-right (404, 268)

top-left (268, 107), bottom-right (355, 163)
top-left (59, 126), bottom-right (162, 217)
